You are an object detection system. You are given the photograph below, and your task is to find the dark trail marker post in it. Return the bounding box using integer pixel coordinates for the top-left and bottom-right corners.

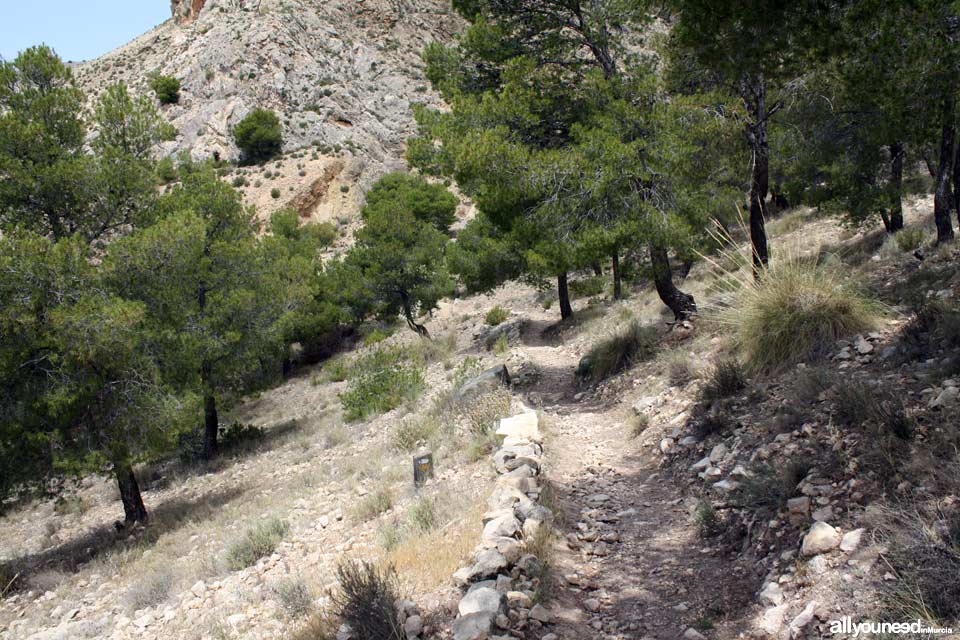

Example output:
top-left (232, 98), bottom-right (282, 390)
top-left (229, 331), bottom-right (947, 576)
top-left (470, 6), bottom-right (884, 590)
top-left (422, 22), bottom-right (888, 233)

top-left (413, 451), bottom-right (434, 488)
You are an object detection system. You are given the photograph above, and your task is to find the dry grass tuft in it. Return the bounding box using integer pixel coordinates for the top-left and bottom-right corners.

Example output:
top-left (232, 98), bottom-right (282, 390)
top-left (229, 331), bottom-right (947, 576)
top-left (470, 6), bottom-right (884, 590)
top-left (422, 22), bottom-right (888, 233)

top-left (225, 518), bottom-right (290, 571)
top-left (708, 249), bottom-right (880, 373)
top-left (577, 320), bottom-right (659, 383)
top-left (384, 495), bottom-right (484, 593)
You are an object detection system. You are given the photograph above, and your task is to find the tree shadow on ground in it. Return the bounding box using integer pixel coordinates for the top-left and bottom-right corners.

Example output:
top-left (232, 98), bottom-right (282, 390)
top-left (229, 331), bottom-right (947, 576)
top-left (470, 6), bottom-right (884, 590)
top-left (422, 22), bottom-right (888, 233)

top-left (0, 483), bottom-right (248, 593)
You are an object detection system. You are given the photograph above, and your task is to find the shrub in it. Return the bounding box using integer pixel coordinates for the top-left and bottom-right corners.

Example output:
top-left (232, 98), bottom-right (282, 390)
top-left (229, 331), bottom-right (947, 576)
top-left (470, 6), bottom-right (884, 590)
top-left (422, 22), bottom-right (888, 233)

top-left (362, 327), bottom-right (393, 345)
top-left (721, 256), bottom-right (879, 372)
top-left (408, 495), bottom-right (437, 532)
top-left (232, 175), bottom-right (247, 188)
top-left (700, 358), bottom-right (746, 403)
top-left (391, 415), bottom-right (438, 452)
top-left (271, 187), bottom-right (281, 199)
top-left (322, 356), bottom-right (349, 382)
top-left (220, 421), bottom-right (265, 453)
top-left (695, 498), bottom-right (722, 538)
top-left (126, 566), bottom-right (176, 611)
top-left (149, 75), bottom-right (181, 104)
top-left (628, 414), bottom-right (649, 438)
top-left (271, 578), bottom-right (313, 617)
top-left (569, 275), bottom-right (606, 299)
top-left (895, 227), bottom-right (925, 253)
top-left (339, 348), bottom-right (425, 421)
top-left (492, 333), bottom-right (509, 355)
top-left (485, 305), bottom-right (509, 326)
top-left (733, 461), bottom-right (809, 514)
top-left (156, 156), bottom-right (178, 184)
top-left (233, 108), bottom-right (283, 162)
top-left (880, 508), bottom-right (960, 623)
top-left (666, 352), bottom-right (696, 387)
top-left (577, 321), bottom-right (659, 382)
top-left (355, 488), bottom-right (393, 521)
top-left (225, 518), bottom-right (289, 570)
top-left (331, 561), bottom-right (405, 640)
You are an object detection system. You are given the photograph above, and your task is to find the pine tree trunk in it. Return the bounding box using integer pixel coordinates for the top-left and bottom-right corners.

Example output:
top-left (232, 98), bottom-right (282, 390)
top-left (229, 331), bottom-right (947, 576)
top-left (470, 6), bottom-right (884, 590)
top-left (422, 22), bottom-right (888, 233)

top-left (611, 249), bottom-right (622, 301)
top-left (649, 244), bottom-right (696, 321)
top-left (203, 393), bottom-right (219, 460)
top-left (557, 272), bottom-right (573, 320)
top-left (115, 462), bottom-right (148, 524)
top-left (888, 142), bottom-right (905, 232)
top-left (934, 97), bottom-right (956, 244)
top-left (400, 290), bottom-right (430, 337)
top-left (744, 75), bottom-right (770, 275)
top-left (954, 137), bottom-right (960, 227)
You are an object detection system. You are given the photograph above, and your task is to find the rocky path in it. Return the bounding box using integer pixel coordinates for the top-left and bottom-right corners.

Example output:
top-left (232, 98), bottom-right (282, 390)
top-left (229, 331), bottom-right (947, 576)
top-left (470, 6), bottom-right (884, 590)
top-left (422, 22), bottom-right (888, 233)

top-left (518, 340), bottom-right (759, 640)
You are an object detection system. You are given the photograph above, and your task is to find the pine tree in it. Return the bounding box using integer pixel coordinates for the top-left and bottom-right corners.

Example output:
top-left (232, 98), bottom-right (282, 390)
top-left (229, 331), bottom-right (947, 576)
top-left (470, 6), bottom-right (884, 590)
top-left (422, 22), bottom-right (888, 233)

top-left (107, 169), bottom-right (309, 460)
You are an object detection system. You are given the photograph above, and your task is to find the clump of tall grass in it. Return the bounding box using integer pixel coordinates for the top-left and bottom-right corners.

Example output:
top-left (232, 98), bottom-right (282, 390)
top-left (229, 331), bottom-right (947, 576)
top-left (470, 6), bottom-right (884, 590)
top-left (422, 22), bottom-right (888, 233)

top-left (577, 320), bottom-right (659, 382)
top-left (225, 518), bottom-right (290, 570)
top-left (704, 224), bottom-right (880, 373)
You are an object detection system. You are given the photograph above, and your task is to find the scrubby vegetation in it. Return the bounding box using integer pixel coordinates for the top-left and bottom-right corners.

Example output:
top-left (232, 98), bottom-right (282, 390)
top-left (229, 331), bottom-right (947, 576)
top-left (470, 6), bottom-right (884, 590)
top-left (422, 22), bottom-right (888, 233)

top-left (338, 347), bottom-right (426, 421)
top-left (485, 305), bottom-right (509, 326)
top-left (225, 518), bottom-right (290, 570)
top-left (330, 561), bottom-right (405, 640)
top-left (720, 257), bottom-right (880, 372)
top-left (578, 321), bottom-right (658, 382)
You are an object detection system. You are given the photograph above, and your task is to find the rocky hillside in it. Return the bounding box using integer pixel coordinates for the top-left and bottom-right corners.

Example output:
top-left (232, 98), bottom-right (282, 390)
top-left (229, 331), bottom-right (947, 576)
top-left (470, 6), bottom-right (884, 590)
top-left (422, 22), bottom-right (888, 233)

top-left (76, 0), bottom-right (462, 201)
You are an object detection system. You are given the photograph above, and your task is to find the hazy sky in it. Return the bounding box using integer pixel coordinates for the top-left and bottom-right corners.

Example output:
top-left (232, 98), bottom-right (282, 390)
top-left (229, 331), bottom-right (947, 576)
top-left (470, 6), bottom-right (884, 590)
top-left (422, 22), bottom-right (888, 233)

top-left (0, 1), bottom-right (170, 63)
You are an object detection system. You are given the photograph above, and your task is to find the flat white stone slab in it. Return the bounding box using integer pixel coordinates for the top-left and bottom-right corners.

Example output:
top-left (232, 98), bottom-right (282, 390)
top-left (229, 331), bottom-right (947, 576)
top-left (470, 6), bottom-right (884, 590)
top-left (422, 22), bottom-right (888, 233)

top-left (496, 412), bottom-right (541, 442)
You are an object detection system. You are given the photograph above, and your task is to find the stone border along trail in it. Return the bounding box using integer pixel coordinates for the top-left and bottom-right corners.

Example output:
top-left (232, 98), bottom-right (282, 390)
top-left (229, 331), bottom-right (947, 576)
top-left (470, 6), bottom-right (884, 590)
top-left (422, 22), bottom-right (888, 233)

top-left (512, 343), bottom-right (761, 640)
top-left (444, 400), bottom-right (554, 640)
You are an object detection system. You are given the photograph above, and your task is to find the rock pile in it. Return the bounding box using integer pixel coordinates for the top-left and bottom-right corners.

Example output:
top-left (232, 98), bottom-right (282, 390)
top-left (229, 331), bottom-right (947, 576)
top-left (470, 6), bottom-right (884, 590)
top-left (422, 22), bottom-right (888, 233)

top-left (448, 407), bottom-right (554, 640)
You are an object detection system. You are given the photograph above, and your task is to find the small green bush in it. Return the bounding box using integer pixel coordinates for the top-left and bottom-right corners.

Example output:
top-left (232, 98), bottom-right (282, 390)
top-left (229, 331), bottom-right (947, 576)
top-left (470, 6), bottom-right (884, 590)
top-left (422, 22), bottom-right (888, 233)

top-left (156, 156), bottom-right (178, 184)
top-left (391, 415), bottom-right (438, 452)
top-left (629, 414), bottom-right (650, 438)
top-left (339, 348), bottom-right (425, 421)
top-left (695, 498), bottom-right (722, 538)
top-left (355, 488), bottom-right (393, 521)
top-left (271, 187), bottom-right (281, 199)
top-left (485, 305), bottom-right (509, 326)
top-left (492, 333), bottom-right (509, 355)
top-left (895, 227), bottom-right (925, 253)
top-left (149, 75), bottom-right (181, 105)
top-left (322, 356), bottom-right (350, 382)
top-left (577, 321), bottom-right (659, 382)
top-left (225, 518), bottom-right (290, 570)
top-left (408, 496), bottom-right (436, 532)
top-left (233, 108), bottom-right (283, 162)
top-left (220, 421), bottom-right (265, 453)
top-left (569, 275), bottom-right (606, 299)
top-left (722, 256), bottom-right (880, 372)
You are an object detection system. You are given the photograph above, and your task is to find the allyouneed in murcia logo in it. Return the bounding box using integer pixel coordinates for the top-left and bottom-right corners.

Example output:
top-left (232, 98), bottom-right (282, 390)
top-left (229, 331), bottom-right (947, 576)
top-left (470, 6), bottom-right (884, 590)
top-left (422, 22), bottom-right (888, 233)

top-left (828, 616), bottom-right (954, 637)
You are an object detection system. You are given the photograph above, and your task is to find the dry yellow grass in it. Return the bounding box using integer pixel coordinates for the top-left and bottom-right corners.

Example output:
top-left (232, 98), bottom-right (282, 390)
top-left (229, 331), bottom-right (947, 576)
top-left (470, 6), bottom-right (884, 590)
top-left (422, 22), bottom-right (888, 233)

top-left (382, 494), bottom-right (485, 593)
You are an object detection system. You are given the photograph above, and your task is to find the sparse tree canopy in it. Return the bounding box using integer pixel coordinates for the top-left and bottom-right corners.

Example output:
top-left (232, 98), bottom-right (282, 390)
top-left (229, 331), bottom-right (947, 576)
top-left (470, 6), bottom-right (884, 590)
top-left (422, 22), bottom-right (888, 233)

top-left (0, 48), bottom-right (172, 242)
top-left (233, 108), bottom-right (283, 162)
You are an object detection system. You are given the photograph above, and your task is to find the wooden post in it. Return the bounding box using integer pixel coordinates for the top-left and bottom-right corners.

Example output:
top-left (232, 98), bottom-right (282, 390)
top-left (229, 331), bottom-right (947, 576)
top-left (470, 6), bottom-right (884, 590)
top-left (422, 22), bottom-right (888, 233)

top-left (413, 451), bottom-right (434, 488)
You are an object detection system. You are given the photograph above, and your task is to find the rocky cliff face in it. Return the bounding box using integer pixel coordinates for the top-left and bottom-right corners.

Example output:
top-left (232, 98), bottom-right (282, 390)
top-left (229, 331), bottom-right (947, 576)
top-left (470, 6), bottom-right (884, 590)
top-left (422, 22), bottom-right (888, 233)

top-left (170, 0), bottom-right (208, 24)
top-left (77, 0), bottom-right (462, 210)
